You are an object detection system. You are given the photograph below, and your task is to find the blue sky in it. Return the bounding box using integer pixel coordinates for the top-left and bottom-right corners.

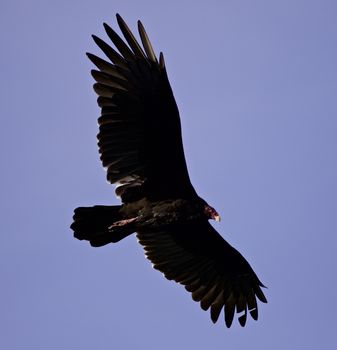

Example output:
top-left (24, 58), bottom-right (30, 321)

top-left (1, 0), bottom-right (336, 349)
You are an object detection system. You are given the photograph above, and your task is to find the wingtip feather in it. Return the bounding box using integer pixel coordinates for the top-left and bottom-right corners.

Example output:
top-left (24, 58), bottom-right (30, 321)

top-left (210, 303), bottom-right (223, 323)
top-left (137, 20), bottom-right (157, 62)
top-left (238, 312), bottom-right (247, 327)
top-left (116, 14), bottom-right (146, 59)
top-left (250, 308), bottom-right (258, 321)
top-left (159, 52), bottom-right (166, 70)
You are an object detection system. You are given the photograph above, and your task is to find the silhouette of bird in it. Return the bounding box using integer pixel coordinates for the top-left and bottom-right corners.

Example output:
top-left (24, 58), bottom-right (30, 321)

top-left (71, 14), bottom-right (267, 328)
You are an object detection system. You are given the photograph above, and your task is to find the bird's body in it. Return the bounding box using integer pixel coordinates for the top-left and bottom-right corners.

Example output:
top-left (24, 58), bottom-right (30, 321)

top-left (71, 14), bottom-right (267, 328)
top-left (119, 198), bottom-right (209, 227)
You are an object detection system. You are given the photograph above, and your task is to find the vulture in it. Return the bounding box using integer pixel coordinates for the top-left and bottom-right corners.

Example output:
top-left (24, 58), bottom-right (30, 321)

top-left (71, 14), bottom-right (267, 328)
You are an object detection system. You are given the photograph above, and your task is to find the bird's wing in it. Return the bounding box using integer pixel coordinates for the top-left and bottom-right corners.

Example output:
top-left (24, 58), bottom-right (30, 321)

top-left (137, 220), bottom-right (267, 328)
top-left (88, 14), bottom-right (196, 202)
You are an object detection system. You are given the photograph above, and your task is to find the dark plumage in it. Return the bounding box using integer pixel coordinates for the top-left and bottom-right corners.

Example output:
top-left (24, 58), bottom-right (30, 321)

top-left (71, 14), bottom-right (267, 328)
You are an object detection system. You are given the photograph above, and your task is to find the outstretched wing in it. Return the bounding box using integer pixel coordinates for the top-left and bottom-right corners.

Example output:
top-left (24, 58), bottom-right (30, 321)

top-left (137, 220), bottom-right (267, 328)
top-left (88, 14), bottom-right (196, 202)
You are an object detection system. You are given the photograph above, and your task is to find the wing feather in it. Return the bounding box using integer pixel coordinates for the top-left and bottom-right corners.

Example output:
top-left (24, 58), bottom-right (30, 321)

top-left (116, 13), bottom-right (147, 59)
top-left (103, 23), bottom-right (135, 61)
top-left (87, 53), bottom-right (125, 78)
top-left (137, 20), bottom-right (157, 62)
top-left (92, 35), bottom-right (128, 68)
top-left (136, 220), bottom-right (267, 327)
top-left (88, 15), bottom-right (196, 202)
top-left (91, 70), bottom-right (132, 90)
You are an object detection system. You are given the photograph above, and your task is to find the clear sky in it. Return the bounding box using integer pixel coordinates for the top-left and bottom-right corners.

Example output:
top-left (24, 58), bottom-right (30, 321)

top-left (1, 0), bottom-right (336, 349)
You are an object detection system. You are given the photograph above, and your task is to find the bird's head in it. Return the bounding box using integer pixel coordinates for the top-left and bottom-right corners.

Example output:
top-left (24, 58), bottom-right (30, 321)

top-left (203, 204), bottom-right (221, 222)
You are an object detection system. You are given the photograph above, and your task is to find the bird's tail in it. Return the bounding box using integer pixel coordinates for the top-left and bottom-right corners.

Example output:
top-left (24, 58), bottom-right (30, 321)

top-left (70, 205), bottom-right (133, 247)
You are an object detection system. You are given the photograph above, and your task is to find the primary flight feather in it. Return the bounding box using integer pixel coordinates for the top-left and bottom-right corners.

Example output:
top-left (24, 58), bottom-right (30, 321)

top-left (71, 14), bottom-right (267, 328)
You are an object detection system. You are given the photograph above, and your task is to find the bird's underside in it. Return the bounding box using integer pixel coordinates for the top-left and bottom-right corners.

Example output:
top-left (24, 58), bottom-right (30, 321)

top-left (71, 14), bottom-right (267, 328)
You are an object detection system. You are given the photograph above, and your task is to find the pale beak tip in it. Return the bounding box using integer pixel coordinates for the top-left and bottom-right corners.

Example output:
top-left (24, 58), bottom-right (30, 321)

top-left (214, 215), bottom-right (221, 222)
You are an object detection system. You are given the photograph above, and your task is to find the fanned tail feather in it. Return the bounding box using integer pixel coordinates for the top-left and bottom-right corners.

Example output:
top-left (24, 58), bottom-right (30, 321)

top-left (71, 205), bottom-right (132, 246)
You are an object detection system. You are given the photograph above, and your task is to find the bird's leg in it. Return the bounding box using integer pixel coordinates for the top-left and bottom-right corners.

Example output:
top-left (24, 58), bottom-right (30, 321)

top-left (108, 217), bottom-right (138, 229)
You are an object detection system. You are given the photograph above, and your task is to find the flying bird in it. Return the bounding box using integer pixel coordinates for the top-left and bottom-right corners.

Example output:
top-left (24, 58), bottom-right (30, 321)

top-left (71, 14), bottom-right (267, 328)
